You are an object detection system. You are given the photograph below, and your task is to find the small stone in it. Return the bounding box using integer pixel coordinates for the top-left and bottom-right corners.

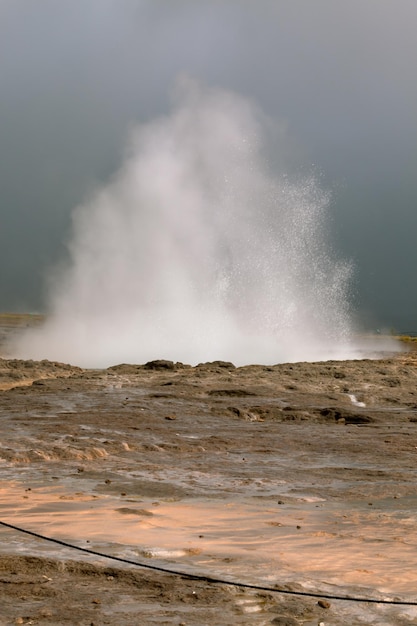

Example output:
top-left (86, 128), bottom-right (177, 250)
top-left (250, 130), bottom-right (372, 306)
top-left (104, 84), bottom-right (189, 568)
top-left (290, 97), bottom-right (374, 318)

top-left (15, 619), bottom-right (24, 625)
top-left (104, 479), bottom-right (112, 484)
top-left (165, 415), bottom-right (176, 420)
top-left (318, 599), bottom-right (331, 609)
top-left (92, 598), bottom-right (101, 604)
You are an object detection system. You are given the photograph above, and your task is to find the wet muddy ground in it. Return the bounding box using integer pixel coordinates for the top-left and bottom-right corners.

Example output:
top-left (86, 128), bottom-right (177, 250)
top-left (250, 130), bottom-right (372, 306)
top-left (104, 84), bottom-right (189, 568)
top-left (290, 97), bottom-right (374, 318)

top-left (1, 343), bottom-right (417, 624)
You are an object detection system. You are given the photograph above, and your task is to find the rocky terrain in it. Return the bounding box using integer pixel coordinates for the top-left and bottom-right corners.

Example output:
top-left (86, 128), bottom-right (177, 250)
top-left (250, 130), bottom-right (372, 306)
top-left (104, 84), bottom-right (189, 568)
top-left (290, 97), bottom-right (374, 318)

top-left (0, 321), bottom-right (417, 624)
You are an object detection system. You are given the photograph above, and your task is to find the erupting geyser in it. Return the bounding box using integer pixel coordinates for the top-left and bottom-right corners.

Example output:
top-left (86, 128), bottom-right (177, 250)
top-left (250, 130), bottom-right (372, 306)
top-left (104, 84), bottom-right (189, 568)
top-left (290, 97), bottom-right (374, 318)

top-left (14, 80), bottom-right (359, 367)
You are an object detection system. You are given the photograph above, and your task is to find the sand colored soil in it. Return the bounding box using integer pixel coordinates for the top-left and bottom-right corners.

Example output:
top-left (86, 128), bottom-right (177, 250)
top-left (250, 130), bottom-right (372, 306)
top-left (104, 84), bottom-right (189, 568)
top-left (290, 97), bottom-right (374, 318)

top-left (1, 343), bottom-right (417, 624)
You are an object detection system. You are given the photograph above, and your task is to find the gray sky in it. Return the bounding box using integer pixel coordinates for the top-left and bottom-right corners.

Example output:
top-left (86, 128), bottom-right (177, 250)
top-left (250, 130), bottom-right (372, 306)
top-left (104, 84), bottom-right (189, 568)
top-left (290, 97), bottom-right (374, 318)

top-left (1, 0), bottom-right (416, 330)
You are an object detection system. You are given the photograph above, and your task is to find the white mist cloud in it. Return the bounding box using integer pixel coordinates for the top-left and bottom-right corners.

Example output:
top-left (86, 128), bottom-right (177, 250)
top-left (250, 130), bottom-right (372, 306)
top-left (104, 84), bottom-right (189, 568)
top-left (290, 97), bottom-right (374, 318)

top-left (14, 79), bottom-right (364, 367)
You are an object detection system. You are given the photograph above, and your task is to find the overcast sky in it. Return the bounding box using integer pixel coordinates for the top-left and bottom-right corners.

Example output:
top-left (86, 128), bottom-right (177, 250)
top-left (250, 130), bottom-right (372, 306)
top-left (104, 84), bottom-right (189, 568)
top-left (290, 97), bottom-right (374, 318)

top-left (1, 0), bottom-right (416, 330)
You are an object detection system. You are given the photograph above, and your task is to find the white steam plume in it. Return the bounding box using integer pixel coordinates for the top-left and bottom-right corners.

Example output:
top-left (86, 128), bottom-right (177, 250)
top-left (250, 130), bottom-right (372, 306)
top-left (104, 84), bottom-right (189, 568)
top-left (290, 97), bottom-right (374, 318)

top-left (15, 79), bottom-right (362, 367)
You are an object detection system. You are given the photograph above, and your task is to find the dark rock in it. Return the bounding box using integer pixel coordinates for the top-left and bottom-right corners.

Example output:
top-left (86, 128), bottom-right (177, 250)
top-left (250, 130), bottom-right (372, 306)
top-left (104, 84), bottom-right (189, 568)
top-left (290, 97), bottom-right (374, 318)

top-left (144, 360), bottom-right (175, 370)
top-left (196, 360), bottom-right (235, 370)
top-left (270, 617), bottom-right (299, 625)
top-left (207, 360), bottom-right (235, 369)
top-left (115, 507), bottom-right (153, 516)
top-left (318, 407), bottom-right (375, 424)
top-left (209, 388), bottom-right (256, 396)
top-left (343, 414), bottom-right (375, 424)
top-left (106, 364), bottom-right (144, 373)
top-left (317, 599), bottom-right (331, 608)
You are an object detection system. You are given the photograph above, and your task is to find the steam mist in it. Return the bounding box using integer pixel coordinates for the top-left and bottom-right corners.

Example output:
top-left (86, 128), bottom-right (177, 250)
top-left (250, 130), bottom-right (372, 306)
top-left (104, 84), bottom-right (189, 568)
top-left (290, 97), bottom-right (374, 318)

top-left (15, 81), bottom-right (360, 368)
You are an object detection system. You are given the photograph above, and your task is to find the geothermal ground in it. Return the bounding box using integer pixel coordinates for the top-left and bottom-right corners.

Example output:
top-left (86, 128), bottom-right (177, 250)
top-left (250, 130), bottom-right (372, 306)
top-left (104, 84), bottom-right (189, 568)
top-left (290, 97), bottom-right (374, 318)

top-left (1, 317), bottom-right (417, 625)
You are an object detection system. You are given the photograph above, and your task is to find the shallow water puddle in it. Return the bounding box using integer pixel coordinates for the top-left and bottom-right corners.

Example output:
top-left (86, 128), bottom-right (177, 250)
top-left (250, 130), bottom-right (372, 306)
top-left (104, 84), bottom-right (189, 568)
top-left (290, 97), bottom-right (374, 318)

top-left (1, 482), bottom-right (417, 598)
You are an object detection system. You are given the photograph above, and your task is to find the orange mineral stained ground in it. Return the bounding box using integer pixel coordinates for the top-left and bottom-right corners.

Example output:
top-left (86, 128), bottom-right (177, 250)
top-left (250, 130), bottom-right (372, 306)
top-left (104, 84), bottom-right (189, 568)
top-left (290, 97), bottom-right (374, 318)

top-left (1, 482), bottom-right (417, 597)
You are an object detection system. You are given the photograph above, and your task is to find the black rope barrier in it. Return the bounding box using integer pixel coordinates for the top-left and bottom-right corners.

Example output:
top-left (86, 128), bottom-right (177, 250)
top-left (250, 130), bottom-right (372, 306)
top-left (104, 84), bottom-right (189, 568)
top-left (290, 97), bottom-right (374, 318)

top-left (1, 520), bottom-right (417, 606)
